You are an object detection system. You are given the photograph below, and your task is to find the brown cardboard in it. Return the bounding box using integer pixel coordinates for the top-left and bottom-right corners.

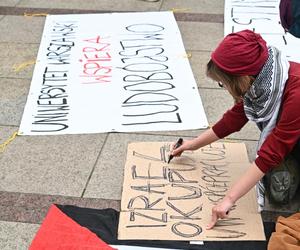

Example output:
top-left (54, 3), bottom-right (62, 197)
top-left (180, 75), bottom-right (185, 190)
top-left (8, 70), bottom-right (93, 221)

top-left (118, 142), bottom-right (266, 241)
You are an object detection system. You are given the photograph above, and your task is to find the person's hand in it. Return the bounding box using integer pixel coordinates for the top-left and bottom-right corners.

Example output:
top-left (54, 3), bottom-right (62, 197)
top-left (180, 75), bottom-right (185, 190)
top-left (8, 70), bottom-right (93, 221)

top-left (170, 139), bottom-right (198, 157)
top-left (206, 196), bottom-right (235, 230)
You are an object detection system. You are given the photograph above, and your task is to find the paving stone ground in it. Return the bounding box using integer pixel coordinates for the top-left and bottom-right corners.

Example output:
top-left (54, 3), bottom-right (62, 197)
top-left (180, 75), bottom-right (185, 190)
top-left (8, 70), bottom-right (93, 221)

top-left (0, 0), bottom-right (292, 249)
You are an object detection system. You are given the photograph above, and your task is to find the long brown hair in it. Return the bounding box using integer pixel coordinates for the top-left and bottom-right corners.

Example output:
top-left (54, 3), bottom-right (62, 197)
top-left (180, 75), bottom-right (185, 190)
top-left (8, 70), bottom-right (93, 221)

top-left (206, 59), bottom-right (255, 103)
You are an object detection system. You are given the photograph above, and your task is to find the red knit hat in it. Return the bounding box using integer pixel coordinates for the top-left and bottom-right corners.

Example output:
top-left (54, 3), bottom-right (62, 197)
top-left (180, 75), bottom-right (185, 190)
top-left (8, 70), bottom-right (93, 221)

top-left (211, 30), bottom-right (268, 76)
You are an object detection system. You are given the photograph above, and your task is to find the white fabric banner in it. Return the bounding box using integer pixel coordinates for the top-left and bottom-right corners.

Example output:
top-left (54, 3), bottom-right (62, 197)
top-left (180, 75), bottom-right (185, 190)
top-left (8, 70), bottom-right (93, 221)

top-left (19, 12), bottom-right (208, 135)
top-left (225, 0), bottom-right (300, 63)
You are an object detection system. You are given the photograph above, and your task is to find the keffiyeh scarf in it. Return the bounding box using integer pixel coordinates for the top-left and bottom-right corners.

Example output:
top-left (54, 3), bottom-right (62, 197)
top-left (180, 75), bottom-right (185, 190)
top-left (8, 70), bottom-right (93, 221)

top-left (243, 46), bottom-right (290, 211)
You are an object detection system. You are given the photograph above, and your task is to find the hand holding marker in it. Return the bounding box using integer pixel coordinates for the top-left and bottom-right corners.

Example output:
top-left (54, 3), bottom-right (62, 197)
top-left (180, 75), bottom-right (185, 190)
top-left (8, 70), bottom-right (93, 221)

top-left (167, 138), bottom-right (183, 164)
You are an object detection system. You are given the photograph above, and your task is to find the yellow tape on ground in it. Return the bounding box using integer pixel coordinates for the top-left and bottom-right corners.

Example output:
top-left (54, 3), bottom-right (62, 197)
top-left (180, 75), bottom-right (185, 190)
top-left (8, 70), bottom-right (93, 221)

top-left (13, 60), bottom-right (36, 72)
top-left (170, 8), bottom-right (191, 13)
top-left (184, 52), bottom-right (192, 58)
top-left (24, 12), bottom-right (48, 17)
top-left (0, 131), bottom-right (18, 153)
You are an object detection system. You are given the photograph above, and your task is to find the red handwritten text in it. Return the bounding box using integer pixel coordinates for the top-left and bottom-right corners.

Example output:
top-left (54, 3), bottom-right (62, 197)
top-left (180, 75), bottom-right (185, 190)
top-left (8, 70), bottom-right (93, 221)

top-left (79, 35), bottom-right (112, 84)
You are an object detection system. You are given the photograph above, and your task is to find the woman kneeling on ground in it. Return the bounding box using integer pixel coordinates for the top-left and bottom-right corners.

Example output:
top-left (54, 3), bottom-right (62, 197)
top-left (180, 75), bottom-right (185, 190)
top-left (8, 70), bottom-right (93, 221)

top-left (171, 29), bottom-right (300, 229)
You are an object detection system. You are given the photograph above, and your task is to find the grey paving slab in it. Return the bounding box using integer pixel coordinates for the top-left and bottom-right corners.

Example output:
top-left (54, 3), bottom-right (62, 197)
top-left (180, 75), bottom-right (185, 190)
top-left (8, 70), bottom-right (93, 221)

top-left (199, 88), bottom-right (260, 140)
top-left (0, 126), bottom-right (107, 196)
top-left (0, 221), bottom-right (38, 250)
top-left (17, 0), bottom-right (161, 11)
top-left (0, 0), bottom-right (20, 6)
top-left (84, 133), bottom-right (182, 200)
top-left (0, 16), bottom-right (45, 43)
top-left (234, 122), bottom-right (260, 141)
top-left (161, 0), bottom-right (224, 14)
top-left (0, 43), bottom-right (38, 79)
top-left (242, 140), bottom-right (258, 163)
top-left (228, 122), bottom-right (260, 141)
top-left (178, 21), bottom-right (224, 51)
top-left (0, 78), bottom-right (30, 126)
top-left (188, 50), bottom-right (217, 88)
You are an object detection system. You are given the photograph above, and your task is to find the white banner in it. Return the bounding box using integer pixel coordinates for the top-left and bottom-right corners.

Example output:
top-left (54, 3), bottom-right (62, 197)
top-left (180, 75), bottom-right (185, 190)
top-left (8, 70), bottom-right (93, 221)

top-left (225, 0), bottom-right (300, 63)
top-left (19, 12), bottom-right (208, 135)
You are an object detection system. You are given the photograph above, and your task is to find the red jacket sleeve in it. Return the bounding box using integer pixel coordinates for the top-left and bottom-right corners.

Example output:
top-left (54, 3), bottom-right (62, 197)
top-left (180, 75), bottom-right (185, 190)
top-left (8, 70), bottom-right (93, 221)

top-left (255, 73), bottom-right (300, 173)
top-left (212, 101), bottom-right (249, 139)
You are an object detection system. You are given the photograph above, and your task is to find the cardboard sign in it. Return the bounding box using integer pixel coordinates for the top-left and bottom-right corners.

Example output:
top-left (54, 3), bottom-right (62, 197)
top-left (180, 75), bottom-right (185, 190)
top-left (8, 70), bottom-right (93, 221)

top-left (118, 142), bottom-right (265, 241)
top-left (19, 12), bottom-right (208, 135)
top-left (225, 0), bottom-right (300, 63)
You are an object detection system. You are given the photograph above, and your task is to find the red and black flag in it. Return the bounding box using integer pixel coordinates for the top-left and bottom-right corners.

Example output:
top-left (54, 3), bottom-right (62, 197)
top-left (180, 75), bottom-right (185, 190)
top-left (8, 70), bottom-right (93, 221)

top-left (30, 204), bottom-right (275, 249)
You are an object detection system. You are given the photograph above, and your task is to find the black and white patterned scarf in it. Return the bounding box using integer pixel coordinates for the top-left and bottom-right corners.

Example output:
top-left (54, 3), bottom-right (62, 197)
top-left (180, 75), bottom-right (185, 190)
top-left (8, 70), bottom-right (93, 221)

top-left (243, 46), bottom-right (290, 211)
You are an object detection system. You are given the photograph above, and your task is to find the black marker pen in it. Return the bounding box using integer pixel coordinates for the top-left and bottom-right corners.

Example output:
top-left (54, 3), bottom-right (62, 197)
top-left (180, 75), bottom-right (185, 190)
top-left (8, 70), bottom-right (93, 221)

top-left (167, 138), bottom-right (183, 164)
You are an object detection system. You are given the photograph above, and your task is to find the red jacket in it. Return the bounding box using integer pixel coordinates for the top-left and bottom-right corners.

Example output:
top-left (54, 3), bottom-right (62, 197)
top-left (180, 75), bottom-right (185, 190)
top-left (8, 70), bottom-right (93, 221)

top-left (212, 62), bottom-right (300, 173)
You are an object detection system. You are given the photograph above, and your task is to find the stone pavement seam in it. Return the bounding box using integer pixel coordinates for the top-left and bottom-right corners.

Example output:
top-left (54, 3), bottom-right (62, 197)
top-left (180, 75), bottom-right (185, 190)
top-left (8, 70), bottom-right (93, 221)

top-left (0, 124), bottom-right (18, 128)
top-left (0, 6), bottom-right (224, 23)
top-left (158, 0), bottom-right (164, 11)
top-left (0, 42), bottom-right (40, 46)
top-left (80, 133), bottom-right (109, 198)
top-left (14, 0), bottom-right (22, 7)
top-left (0, 76), bottom-right (33, 80)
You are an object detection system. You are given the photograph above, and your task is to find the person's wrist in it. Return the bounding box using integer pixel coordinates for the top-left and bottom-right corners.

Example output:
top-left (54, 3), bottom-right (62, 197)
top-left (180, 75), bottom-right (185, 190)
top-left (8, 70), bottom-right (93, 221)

top-left (192, 137), bottom-right (203, 150)
top-left (224, 194), bottom-right (236, 205)
top-left (192, 140), bottom-right (201, 150)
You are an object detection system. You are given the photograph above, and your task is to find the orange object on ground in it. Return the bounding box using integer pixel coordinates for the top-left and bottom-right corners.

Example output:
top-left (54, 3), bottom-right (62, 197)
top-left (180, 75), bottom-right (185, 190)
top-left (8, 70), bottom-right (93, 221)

top-left (268, 213), bottom-right (300, 250)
